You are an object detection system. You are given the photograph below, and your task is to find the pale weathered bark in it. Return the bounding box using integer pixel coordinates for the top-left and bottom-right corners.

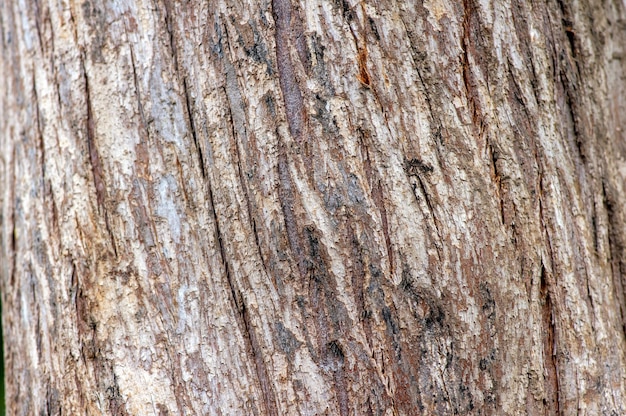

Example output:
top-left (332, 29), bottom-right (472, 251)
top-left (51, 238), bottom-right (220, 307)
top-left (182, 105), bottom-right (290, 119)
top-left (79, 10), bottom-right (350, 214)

top-left (1, 0), bottom-right (626, 414)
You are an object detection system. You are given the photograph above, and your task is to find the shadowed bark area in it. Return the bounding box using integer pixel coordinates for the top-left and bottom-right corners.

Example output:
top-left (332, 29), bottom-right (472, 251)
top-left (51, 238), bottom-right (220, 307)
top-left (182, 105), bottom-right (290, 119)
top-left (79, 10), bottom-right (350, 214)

top-left (1, 0), bottom-right (626, 414)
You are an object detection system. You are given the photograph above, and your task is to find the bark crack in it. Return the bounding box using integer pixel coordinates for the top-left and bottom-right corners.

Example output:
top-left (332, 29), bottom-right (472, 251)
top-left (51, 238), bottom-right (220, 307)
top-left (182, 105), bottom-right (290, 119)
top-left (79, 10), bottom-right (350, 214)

top-left (32, 75), bottom-right (46, 190)
top-left (360, 134), bottom-right (394, 276)
top-left (9, 145), bottom-right (17, 288)
top-left (461, 0), bottom-right (478, 124)
top-left (205, 172), bottom-right (278, 416)
top-left (540, 262), bottom-right (561, 415)
top-left (220, 52), bottom-right (271, 279)
top-left (601, 180), bottom-right (626, 340)
top-left (182, 77), bottom-right (206, 180)
top-left (487, 141), bottom-right (506, 227)
top-left (127, 41), bottom-right (150, 134)
top-left (538, 173), bottom-right (562, 413)
top-left (81, 59), bottom-right (117, 256)
top-left (162, 0), bottom-right (177, 62)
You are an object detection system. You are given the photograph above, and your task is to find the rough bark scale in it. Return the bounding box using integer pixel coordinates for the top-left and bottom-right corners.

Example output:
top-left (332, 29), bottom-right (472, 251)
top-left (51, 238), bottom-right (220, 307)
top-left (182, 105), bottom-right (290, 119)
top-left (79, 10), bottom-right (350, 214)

top-left (1, 0), bottom-right (626, 414)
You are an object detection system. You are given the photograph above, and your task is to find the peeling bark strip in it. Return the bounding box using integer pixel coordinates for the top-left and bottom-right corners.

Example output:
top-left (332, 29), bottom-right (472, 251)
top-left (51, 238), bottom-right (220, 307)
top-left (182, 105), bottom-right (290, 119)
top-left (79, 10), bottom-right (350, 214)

top-left (3, 0), bottom-right (626, 414)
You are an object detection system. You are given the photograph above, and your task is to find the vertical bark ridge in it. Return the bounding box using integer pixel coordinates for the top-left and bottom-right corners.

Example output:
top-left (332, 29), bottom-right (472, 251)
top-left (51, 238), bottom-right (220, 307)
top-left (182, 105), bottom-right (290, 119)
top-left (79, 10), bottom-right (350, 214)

top-left (272, 0), bottom-right (308, 147)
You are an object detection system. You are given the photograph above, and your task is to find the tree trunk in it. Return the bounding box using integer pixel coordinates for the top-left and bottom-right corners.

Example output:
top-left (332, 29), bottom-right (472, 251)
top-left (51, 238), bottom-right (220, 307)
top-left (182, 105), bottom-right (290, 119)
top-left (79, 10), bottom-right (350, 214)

top-left (2, 0), bottom-right (626, 414)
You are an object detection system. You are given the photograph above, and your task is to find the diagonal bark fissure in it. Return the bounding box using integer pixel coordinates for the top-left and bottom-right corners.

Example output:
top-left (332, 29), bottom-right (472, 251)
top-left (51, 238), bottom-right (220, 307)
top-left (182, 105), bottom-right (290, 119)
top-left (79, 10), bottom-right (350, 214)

top-left (540, 262), bottom-right (561, 415)
top-left (205, 164), bottom-right (278, 416)
top-left (81, 59), bottom-right (117, 256)
top-left (182, 76), bottom-right (206, 180)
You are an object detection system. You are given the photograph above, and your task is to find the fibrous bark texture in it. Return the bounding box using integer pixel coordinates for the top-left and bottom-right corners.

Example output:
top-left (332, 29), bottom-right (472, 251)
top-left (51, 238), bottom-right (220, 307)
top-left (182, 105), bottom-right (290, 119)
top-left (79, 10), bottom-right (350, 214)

top-left (2, 0), bottom-right (626, 414)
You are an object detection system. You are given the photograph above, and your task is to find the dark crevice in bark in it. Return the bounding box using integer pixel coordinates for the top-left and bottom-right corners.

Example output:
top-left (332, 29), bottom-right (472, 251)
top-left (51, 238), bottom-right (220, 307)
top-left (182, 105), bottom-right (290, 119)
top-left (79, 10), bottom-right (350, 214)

top-left (32, 0), bottom-right (44, 55)
top-left (81, 70), bottom-right (96, 146)
top-left (81, 60), bottom-right (117, 257)
top-left (510, 0), bottom-right (541, 107)
top-left (397, 13), bottom-right (447, 168)
top-left (45, 384), bottom-right (61, 416)
top-left (174, 157), bottom-right (193, 210)
top-left (488, 142), bottom-right (506, 226)
top-left (10, 147), bottom-right (17, 288)
top-left (162, 0), bottom-right (178, 68)
top-left (559, 69), bottom-right (585, 163)
top-left (74, 262), bottom-right (91, 366)
top-left (585, 266), bottom-right (596, 332)
top-left (250, 217), bottom-right (270, 278)
top-left (68, 263), bottom-right (87, 412)
top-left (414, 63), bottom-right (445, 153)
top-left (159, 4), bottom-right (212, 214)
top-left (591, 202), bottom-right (599, 254)
top-left (506, 58), bottom-right (534, 126)
top-left (327, 340), bottom-right (349, 416)
top-left (410, 182), bottom-right (443, 263)
top-left (538, 169), bottom-right (562, 413)
top-left (70, 259), bottom-right (79, 334)
top-left (219, 49), bottom-right (271, 279)
top-left (404, 158), bottom-right (443, 253)
top-left (99, 363), bottom-right (129, 416)
top-left (159, 340), bottom-right (192, 415)
top-left (240, 298), bottom-right (279, 416)
top-left (255, 4), bottom-right (313, 283)
top-left (8, 233), bottom-right (15, 286)
top-left (127, 43), bottom-right (150, 136)
top-left (32, 75), bottom-right (46, 189)
top-left (360, 132), bottom-right (394, 276)
top-left (539, 263), bottom-right (561, 415)
top-left (35, 307), bottom-right (42, 361)
top-left (65, 0), bottom-right (79, 45)
top-left (224, 98), bottom-right (271, 281)
top-left (347, 223), bottom-right (368, 329)
top-left (346, 18), bottom-right (391, 135)
top-left (461, 0), bottom-right (479, 125)
top-left (182, 77), bottom-right (206, 180)
top-left (556, 0), bottom-right (579, 64)
top-left (602, 179), bottom-right (626, 340)
top-left (205, 173), bottom-right (278, 416)
top-left (550, 0), bottom-right (587, 170)
top-left (304, 225), bottom-right (351, 414)
top-left (373, 180), bottom-right (394, 274)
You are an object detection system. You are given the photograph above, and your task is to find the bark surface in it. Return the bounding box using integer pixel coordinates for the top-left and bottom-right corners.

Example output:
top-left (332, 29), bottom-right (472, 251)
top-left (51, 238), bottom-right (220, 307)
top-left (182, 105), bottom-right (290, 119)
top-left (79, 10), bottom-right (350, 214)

top-left (2, 0), bottom-right (626, 414)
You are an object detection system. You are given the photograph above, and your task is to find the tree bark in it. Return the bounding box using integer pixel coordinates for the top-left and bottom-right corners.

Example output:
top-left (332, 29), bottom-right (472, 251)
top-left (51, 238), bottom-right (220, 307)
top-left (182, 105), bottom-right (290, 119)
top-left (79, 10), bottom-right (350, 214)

top-left (2, 0), bottom-right (626, 414)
